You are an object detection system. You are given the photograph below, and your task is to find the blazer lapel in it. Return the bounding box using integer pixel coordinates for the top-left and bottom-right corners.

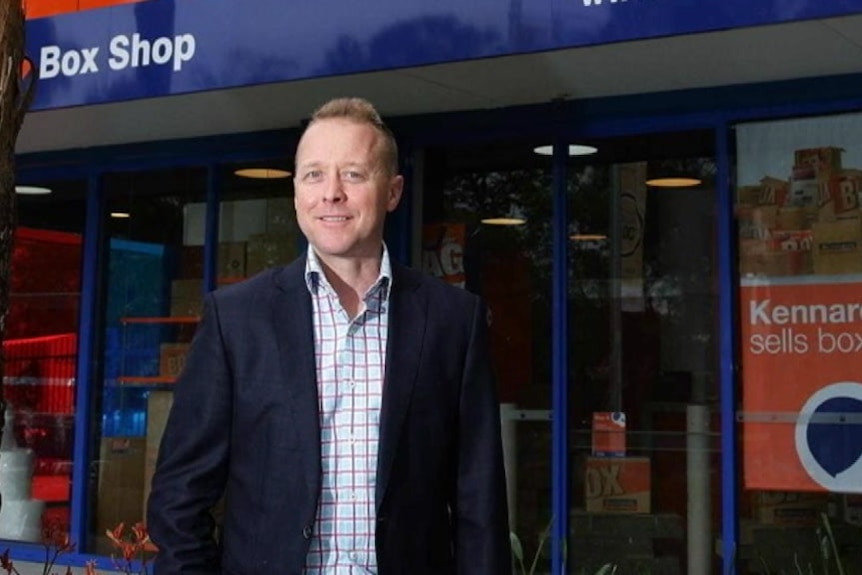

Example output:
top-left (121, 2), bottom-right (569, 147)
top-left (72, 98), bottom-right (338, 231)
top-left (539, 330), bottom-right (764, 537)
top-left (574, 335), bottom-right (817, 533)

top-left (376, 264), bottom-right (426, 512)
top-left (272, 258), bottom-right (321, 497)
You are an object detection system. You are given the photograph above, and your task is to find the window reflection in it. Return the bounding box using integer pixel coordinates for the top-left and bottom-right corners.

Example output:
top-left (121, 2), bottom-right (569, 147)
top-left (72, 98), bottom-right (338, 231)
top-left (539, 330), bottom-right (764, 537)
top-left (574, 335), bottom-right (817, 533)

top-left (423, 142), bottom-right (552, 571)
top-left (566, 132), bottom-right (719, 574)
top-left (736, 114), bottom-right (862, 574)
top-left (92, 168), bottom-right (206, 555)
top-left (3, 180), bottom-right (86, 544)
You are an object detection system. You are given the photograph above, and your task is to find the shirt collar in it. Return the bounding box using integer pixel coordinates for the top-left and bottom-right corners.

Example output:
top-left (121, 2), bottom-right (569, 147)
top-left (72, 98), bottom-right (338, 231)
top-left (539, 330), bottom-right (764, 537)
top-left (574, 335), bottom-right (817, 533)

top-left (304, 243), bottom-right (393, 301)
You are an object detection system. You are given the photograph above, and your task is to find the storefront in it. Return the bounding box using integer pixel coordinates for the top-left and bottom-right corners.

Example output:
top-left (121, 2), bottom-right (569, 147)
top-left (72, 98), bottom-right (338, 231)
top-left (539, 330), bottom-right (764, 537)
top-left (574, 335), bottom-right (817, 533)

top-left (7, 0), bottom-right (862, 572)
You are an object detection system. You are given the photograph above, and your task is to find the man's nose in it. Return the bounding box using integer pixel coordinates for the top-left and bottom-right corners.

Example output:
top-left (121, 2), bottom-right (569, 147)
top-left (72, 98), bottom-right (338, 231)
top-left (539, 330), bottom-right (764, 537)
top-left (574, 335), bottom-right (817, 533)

top-left (323, 176), bottom-right (346, 202)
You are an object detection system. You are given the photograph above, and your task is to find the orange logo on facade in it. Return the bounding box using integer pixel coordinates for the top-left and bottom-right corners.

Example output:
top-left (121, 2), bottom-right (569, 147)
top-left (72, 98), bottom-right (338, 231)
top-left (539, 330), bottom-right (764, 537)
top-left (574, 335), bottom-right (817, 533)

top-left (26, 0), bottom-right (148, 20)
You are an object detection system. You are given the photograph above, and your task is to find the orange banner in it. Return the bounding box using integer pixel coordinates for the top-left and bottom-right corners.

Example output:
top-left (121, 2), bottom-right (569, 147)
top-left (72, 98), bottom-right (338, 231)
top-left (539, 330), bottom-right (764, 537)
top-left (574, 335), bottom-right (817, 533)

top-left (26, 0), bottom-right (146, 20)
top-left (741, 277), bottom-right (862, 492)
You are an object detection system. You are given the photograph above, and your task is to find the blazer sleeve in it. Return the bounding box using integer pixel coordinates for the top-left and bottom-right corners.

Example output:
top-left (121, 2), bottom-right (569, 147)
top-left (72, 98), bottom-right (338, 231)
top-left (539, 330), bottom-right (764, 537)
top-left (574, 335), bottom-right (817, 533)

top-left (454, 297), bottom-right (513, 575)
top-left (146, 294), bottom-right (232, 575)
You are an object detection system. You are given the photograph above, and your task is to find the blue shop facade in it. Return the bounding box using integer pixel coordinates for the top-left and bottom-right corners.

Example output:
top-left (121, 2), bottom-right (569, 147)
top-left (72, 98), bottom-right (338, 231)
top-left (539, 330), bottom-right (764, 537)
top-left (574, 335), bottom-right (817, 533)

top-left (9, 1), bottom-right (862, 572)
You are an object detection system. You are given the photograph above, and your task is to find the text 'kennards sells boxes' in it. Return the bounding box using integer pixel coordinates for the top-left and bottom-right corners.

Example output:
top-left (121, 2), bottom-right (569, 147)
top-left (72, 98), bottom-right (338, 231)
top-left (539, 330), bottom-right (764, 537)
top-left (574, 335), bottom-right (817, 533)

top-left (584, 456), bottom-right (651, 514)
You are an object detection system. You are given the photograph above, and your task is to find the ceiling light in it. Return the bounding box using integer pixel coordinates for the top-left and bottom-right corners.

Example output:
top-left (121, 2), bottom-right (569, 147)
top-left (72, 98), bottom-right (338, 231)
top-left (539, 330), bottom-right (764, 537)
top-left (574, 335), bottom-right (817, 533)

top-left (481, 217), bottom-right (526, 226)
top-left (645, 177), bottom-right (702, 188)
top-left (533, 145), bottom-right (598, 157)
top-left (15, 186), bottom-right (52, 195)
top-left (110, 212), bottom-right (131, 219)
top-left (570, 234), bottom-right (608, 241)
top-left (234, 168), bottom-right (291, 179)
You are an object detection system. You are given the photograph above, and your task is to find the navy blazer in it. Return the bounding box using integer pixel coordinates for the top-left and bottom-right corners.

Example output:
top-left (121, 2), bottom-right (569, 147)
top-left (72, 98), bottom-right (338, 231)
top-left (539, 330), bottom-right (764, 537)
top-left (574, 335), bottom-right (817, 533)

top-left (146, 256), bottom-right (512, 574)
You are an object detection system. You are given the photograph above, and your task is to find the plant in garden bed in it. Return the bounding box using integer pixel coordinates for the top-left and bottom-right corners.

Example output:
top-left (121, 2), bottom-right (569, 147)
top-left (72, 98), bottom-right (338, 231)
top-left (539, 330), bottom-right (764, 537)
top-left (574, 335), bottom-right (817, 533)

top-left (511, 520), bottom-right (616, 575)
top-left (0, 521), bottom-right (153, 575)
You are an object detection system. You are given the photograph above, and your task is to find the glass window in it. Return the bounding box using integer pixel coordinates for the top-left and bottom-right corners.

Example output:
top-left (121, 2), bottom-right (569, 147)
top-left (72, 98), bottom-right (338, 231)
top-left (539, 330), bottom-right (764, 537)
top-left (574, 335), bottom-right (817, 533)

top-left (566, 132), bottom-right (720, 574)
top-left (218, 160), bottom-right (300, 283)
top-left (421, 141), bottom-right (553, 572)
top-left (736, 114), bottom-right (862, 573)
top-left (3, 179), bottom-right (86, 544)
top-left (89, 167), bottom-right (206, 555)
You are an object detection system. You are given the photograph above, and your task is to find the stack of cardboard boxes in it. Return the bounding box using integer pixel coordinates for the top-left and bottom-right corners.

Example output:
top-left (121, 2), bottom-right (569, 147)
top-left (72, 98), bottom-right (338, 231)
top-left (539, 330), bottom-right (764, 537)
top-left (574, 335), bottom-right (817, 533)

top-left (571, 413), bottom-right (675, 573)
top-left (98, 197), bottom-right (300, 543)
top-left (158, 197), bottom-right (300, 386)
top-left (584, 412), bottom-right (651, 514)
top-left (738, 147), bottom-right (862, 277)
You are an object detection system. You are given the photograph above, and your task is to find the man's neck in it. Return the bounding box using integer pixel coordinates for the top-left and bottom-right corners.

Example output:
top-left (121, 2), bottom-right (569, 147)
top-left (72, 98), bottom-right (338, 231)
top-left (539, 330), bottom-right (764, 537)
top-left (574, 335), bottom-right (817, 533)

top-left (315, 252), bottom-right (382, 319)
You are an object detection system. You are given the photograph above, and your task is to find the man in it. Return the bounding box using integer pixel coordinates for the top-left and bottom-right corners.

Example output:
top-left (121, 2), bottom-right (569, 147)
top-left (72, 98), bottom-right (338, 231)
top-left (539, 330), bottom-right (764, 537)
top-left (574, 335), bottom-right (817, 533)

top-left (147, 97), bottom-right (512, 574)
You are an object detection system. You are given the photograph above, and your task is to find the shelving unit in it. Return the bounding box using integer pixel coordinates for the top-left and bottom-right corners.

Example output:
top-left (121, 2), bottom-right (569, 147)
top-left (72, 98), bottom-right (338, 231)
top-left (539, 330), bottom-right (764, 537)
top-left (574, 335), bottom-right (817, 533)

top-left (116, 316), bottom-right (199, 388)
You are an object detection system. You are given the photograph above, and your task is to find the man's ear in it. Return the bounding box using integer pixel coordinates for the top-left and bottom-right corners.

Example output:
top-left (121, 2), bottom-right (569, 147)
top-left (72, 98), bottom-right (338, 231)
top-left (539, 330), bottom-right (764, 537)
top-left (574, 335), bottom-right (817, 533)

top-left (387, 175), bottom-right (404, 212)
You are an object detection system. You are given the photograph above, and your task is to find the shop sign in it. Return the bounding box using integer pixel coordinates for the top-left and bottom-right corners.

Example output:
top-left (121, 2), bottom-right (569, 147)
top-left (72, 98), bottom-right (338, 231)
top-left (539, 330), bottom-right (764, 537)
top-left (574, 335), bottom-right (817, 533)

top-left (39, 33), bottom-right (195, 78)
top-left (741, 276), bottom-right (862, 492)
top-left (24, 0), bottom-right (862, 110)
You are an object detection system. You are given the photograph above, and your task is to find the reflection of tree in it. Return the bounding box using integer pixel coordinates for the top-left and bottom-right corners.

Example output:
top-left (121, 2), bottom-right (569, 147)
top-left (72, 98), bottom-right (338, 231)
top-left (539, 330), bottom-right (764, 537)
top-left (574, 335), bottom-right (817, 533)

top-left (319, 15), bottom-right (499, 73)
top-left (441, 168), bottom-right (553, 389)
top-left (567, 157), bottom-right (718, 415)
top-left (437, 154), bottom-right (718, 410)
top-left (443, 168), bottom-right (552, 283)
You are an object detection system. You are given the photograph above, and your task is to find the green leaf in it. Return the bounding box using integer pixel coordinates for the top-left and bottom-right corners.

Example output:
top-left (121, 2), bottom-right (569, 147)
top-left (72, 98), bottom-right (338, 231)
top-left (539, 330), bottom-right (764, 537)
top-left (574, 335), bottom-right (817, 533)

top-left (510, 532), bottom-right (524, 562)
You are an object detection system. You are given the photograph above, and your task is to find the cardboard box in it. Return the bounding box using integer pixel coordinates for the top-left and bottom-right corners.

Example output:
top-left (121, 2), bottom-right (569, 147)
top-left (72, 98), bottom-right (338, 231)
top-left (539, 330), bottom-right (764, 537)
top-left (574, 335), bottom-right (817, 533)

top-left (752, 491), bottom-right (829, 526)
top-left (787, 176), bottom-right (823, 208)
top-left (819, 170), bottom-right (862, 221)
top-left (143, 391), bottom-right (174, 514)
top-left (159, 344), bottom-right (190, 378)
top-left (770, 230), bottom-right (813, 251)
top-left (584, 457), bottom-right (650, 514)
top-left (844, 494), bottom-right (862, 526)
top-left (794, 147), bottom-right (844, 176)
top-left (178, 242), bottom-right (247, 279)
top-left (592, 412), bottom-right (626, 457)
top-left (832, 170), bottom-right (862, 212)
top-left (739, 251), bottom-right (813, 277)
top-left (812, 219), bottom-right (862, 275)
top-left (736, 205), bottom-right (777, 240)
top-left (170, 279), bottom-right (203, 317)
top-left (775, 206), bottom-right (816, 231)
top-left (739, 232), bottom-right (813, 277)
top-left (737, 185), bottom-right (762, 206)
top-left (219, 241), bottom-right (247, 279)
top-left (178, 245), bottom-right (205, 279)
top-left (246, 233), bottom-right (297, 276)
top-left (96, 437), bottom-right (146, 533)
top-left (266, 197), bottom-right (298, 235)
top-left (758, 177), bottom-right (790, 206)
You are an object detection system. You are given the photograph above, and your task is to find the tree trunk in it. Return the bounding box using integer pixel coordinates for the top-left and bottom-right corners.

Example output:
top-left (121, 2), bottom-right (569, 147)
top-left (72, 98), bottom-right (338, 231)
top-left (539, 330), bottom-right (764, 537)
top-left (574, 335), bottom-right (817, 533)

top-left (0, 1), bottom-right (37, 513)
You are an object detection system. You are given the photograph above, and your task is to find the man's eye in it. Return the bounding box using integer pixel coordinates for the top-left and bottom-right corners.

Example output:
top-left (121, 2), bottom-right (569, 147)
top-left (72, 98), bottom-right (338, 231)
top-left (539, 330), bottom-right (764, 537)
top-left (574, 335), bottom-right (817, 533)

top-left (303, 170), bottom-right (323, 181)
top-left (342, 171), bottom-right (365, 182)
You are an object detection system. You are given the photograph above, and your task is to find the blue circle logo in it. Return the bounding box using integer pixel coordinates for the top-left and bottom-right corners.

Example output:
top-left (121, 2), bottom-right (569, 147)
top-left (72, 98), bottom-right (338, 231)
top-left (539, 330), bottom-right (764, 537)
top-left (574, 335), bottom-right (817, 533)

top-left (795, 382), bottom-right (862, 492)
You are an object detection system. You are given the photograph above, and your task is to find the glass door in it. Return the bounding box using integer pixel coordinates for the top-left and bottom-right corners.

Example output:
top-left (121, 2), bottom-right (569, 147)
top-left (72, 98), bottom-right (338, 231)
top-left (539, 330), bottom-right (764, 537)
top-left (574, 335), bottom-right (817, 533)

top-left (565, 131), bottom-right (720, 574)
top-left (421, 140), bottom-right (554, 573)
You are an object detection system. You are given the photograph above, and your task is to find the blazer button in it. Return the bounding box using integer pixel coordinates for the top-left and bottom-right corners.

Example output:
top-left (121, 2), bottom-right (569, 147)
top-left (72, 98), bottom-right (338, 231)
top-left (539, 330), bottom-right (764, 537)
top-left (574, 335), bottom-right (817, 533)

top-left (302, 525), bottom-right (313, 539)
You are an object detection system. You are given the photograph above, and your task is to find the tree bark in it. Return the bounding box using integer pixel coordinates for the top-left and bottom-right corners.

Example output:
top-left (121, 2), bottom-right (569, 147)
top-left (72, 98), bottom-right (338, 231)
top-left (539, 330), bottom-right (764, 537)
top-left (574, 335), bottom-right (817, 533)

top-left (0, 0), bottom-right (37, 513)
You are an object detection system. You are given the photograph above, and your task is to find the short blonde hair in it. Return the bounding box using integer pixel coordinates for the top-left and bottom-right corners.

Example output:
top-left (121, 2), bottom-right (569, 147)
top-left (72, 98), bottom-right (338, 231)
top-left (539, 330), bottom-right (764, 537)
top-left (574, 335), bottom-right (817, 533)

top-left (306, 97), bottom-right (399, 175)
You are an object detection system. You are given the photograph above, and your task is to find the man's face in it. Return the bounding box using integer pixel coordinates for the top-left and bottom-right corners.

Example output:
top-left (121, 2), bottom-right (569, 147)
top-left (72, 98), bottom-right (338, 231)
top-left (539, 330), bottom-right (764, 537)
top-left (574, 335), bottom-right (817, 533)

top-left (294, 118), bottom-right (403, 262)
